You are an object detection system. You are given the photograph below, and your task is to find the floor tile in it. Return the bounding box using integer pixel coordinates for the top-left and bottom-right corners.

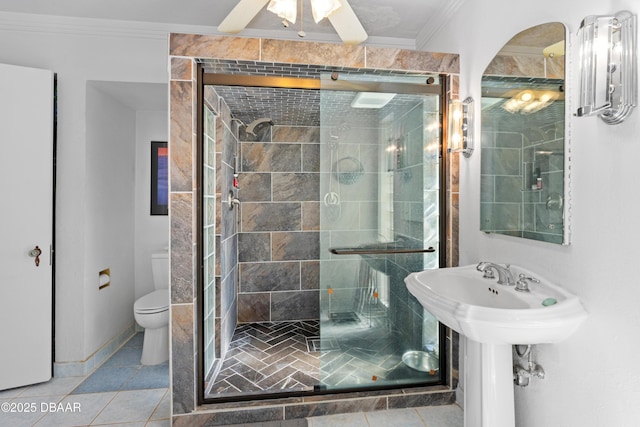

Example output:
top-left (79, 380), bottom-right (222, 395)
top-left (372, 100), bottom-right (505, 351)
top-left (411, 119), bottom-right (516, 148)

top-left (71, 366), bottom-right (138, 394)
top-left (149, 390), bottom-right (170, 421)
top-left (101, 346), bottom-right (144, 368)
top-left (416, 404), bottom-right (464, 427)
top-left (91, 422), bottom-right (146, 427)
top-left (0, 394), bottom-right (65, 427)
top-left (207, 321), bottom-right (321, 397)
top-left (0, 386), bottom-right (27, 399)
top-left (124, 333), bottom-right (144, 348)
top-left (122, 365), bottom-right (170, 390)
top-left (307, 412), bottom-right (370, 427)
top-left (91, 389), bottom-right (167, 425)
top-left (366, 408), bottom-right (425, 427)
top-left (34, 391), bottom-right (116, 427)
top-left (19, 377), bottom-right (84, 398)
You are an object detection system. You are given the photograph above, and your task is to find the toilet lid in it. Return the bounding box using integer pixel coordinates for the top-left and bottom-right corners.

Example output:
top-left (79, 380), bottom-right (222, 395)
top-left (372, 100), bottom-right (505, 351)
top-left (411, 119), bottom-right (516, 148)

top-left (134, 289), bottom-right (169, 313)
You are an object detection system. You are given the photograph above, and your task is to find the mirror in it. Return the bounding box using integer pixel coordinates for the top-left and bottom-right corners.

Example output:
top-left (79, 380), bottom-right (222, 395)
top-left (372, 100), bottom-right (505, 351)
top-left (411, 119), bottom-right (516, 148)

top-left (480, 22), bottom-right (569, 244)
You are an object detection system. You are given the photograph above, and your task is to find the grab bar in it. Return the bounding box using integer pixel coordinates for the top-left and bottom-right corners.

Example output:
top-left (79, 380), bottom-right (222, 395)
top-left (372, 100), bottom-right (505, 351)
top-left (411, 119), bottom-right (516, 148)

top-left (329, 247), bottom-right (435, 255)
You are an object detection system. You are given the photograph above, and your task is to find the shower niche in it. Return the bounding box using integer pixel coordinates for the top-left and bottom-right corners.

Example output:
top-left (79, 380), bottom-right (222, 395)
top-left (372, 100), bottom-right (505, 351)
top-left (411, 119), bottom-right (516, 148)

top-left (199, 62), bottom-right (448, 400)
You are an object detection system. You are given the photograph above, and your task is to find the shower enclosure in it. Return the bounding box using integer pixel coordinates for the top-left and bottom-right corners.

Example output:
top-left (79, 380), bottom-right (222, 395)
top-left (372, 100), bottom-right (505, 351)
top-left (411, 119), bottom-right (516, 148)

top-left (199, 63), bottom-right (447, 400)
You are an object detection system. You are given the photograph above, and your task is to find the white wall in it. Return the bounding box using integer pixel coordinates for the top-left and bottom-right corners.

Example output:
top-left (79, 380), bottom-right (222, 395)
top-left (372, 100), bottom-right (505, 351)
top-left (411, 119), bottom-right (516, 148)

top-left (427, 1), bottom-right (640, 425)
top-left (85, 83), bottom-right (136, 355)
top-left (135, 110), bottom-right (170, 300)
top-left (0, 13), bottom-right (170, 362)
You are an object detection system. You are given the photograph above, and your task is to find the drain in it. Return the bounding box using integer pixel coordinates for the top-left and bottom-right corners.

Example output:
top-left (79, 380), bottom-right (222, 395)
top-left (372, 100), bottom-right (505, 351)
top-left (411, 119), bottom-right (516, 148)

top-left (306, 337), bottom-right (340, 352)
top-left (329, 312), bottom-right (359, 323)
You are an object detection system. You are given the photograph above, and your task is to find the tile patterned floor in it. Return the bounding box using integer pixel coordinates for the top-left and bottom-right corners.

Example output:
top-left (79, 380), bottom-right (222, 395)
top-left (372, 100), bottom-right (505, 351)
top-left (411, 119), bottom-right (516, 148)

top-left (72, 333), bottom-right (169, 394)
top-left (207, 319), bottom-right (440, 398)
top-left (307, 405), bottom-right (463, 427)
top-left (319, 316), bottom-right (440, 389)
top-left (0, 330), bottom-right (461, 427)
top-left (0, 333), bottom-right (169, 427)
top-left (208, 321), bottom-right (321, 396)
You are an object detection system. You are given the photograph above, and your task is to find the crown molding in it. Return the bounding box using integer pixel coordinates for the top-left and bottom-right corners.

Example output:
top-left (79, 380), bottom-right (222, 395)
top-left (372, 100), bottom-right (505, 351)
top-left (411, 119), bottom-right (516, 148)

top-left (0, 11), bottom-right (217, 41)
top-left (0, 11), bottom-right (416, 50)
top-left (236, 27), bottom-right (416, 49)
top-left (415, 0), bottom-right (466, 51)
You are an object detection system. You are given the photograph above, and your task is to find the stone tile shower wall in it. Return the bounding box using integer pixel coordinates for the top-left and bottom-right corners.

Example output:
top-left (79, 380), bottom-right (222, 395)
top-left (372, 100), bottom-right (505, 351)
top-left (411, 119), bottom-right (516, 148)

top-left (169, 34), bottom-right (460, 425)
top-left (237, 125), bottom-right (321, 323)
top-left (203, 86), bottom-right (239, 379)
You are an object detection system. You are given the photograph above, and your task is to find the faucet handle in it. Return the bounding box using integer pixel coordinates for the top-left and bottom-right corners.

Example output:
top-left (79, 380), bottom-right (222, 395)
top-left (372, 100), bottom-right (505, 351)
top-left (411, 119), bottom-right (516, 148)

top-left (518, 273), bottom-right (539, 282)
top-left (515, 274), bottom-right (540, 292)
top-left (476, 262), bottom-right (496, 279)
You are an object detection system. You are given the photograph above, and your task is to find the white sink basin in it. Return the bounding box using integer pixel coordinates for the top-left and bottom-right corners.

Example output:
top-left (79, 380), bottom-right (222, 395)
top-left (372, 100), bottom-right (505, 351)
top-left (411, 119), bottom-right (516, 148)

top-left (404, 264), bottom-right (588, 345)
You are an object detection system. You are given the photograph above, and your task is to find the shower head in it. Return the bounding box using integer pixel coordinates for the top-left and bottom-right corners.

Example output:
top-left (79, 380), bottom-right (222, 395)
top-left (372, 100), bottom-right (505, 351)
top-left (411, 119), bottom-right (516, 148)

top-left (245, 117), bottom-right (274, 136)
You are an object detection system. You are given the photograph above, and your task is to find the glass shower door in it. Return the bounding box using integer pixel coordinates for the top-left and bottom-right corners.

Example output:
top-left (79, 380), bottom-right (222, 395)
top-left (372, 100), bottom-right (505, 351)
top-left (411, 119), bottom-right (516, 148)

top-left (318, 73), bottom-right (443, 391)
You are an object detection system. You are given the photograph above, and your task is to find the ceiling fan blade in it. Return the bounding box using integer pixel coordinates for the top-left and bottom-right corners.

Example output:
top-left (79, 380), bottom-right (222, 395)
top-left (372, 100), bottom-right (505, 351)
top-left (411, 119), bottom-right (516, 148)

top-left (218, 0), bottom-right (271, 34)
top-left (327, 0), bottom-right (368, 44)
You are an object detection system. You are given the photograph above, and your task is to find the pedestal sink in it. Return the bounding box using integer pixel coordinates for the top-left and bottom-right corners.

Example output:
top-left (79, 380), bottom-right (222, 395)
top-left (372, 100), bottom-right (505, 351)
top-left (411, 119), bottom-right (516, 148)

top-left (404, 264), bottom-right (588, 427)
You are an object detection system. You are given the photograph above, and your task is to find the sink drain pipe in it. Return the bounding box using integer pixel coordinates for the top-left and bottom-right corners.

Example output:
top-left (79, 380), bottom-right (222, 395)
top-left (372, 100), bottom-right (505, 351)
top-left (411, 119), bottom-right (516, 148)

top-left (513, 345), bottom-right (545, 386)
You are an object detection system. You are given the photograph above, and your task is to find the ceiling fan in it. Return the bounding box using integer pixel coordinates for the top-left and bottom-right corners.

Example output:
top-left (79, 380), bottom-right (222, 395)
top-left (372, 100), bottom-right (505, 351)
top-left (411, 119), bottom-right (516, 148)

top-left (218, 0), bottom-right (368, 44)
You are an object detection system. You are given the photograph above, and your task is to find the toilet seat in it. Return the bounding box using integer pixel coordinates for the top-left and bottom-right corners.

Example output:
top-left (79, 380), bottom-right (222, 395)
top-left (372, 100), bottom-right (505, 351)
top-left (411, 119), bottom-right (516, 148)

top-left (134, 289), bottom-right (169, 314)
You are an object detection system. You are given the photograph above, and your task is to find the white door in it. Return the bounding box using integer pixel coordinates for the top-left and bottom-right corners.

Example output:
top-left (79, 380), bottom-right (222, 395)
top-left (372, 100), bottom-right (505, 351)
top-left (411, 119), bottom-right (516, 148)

top-left (0, 63), bottom-right (54, 390)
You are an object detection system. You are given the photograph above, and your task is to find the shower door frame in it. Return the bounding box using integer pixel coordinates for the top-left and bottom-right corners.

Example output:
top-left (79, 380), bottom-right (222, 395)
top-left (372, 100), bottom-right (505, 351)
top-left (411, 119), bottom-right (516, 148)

top-left (196, 65), bottom-right (452, 404)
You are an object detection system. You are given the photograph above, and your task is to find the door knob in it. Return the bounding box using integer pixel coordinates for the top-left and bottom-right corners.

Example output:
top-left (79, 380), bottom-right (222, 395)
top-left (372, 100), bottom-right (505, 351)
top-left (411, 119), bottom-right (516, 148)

top-left (29, 245), bottom-right (42, 267)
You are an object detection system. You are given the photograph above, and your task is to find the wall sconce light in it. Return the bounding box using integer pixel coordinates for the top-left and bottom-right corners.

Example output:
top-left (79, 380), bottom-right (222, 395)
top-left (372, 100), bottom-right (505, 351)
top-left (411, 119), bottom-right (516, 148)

top-left (576, 10), bottom-right (637, 124)
top-left (448, 97), bottom-right (474, 158)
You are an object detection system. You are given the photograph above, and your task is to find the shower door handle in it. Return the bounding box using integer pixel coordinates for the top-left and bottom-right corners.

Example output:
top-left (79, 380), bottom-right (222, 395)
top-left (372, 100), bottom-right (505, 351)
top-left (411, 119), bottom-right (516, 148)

top-left (329, 247), bottom-right (435, 255)
top-left (29, 245), bottom-right (42, 267)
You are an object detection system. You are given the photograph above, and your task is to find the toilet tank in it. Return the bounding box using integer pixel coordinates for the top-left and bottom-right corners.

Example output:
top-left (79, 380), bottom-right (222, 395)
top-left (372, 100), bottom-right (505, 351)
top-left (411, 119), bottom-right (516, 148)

top-left (151, 251), bottom-right (169, 290)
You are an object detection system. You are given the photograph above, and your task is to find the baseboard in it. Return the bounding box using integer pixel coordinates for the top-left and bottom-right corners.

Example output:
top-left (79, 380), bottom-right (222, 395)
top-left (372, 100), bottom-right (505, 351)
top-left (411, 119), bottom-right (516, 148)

top-left (53, 322), bottom-right (136, 377)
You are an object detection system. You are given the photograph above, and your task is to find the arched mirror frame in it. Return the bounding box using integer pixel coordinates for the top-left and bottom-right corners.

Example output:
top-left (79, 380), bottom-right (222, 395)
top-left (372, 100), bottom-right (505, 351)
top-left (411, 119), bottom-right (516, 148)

top-left (480, 22), bottom-right (571, 245)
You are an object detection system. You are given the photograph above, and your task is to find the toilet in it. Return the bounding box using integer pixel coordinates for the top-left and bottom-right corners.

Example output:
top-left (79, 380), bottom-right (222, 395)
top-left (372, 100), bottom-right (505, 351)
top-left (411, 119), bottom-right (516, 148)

top-left (134, 251), bottom-right (169, 365)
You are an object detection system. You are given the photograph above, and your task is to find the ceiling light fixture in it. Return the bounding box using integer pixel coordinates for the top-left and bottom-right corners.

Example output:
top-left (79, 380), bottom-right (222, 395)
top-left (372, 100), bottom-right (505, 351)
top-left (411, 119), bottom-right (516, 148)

top-left (350, 92), bottom-right (396, 109)
top-left (310, 0), bottom-right (342, 23)
top-left (267, 0), bottom-right (342, 26)
top-left (502, 90), bottom-right (559, 115)
top-left (218, 0), bottom-right (368, 44)
top-left (543, 40), bottom-right (565, 58)
top-left (267, 0), bottom-right (297, 24)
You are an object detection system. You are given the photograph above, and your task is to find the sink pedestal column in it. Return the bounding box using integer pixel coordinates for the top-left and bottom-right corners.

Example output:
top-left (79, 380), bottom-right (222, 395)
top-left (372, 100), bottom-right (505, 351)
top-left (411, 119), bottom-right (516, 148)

top-left (464, 339), bottom-right (515, 427)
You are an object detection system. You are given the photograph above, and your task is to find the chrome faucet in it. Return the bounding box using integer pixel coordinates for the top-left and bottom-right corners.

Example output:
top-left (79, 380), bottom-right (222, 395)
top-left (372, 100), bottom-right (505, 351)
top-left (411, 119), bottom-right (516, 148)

top-left (476, 262), bottom-right (516, 286)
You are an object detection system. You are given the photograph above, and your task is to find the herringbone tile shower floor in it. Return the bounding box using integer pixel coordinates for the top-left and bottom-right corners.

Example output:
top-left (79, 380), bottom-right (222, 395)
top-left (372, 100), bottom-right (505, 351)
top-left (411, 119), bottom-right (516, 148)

top-left (208, 321), bottom-right (321, 396)
top-left (206, 319), bottom-right (439, 398)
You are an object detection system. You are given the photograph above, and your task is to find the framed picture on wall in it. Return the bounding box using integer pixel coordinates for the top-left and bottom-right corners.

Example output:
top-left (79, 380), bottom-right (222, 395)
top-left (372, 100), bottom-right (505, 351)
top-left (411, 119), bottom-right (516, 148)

top-left (151, 141), bottom-right (168, 215)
